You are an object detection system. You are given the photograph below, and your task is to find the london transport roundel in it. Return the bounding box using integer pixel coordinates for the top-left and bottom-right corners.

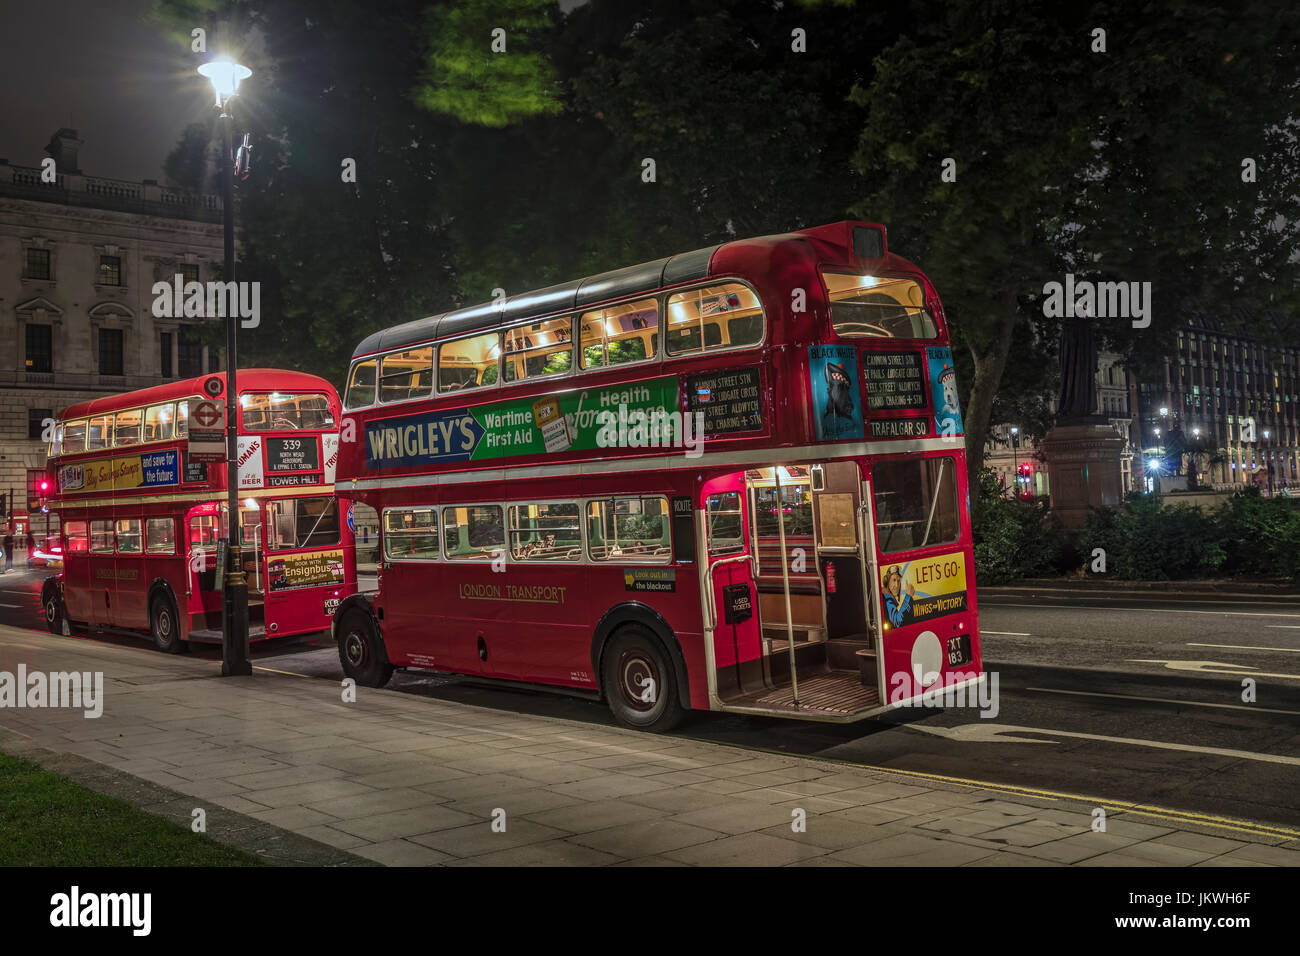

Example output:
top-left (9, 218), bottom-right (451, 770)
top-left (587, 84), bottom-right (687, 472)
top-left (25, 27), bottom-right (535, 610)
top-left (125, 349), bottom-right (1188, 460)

top-left (203, 376), bottom-right (224, 398)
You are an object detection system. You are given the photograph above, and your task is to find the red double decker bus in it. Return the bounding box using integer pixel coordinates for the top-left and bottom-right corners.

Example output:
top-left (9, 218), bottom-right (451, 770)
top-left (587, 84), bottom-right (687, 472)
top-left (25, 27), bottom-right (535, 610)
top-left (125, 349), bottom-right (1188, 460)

top-left (334, 222), bottom-right (983, 730)
top-left (42, 370), bottom-right (356, 652)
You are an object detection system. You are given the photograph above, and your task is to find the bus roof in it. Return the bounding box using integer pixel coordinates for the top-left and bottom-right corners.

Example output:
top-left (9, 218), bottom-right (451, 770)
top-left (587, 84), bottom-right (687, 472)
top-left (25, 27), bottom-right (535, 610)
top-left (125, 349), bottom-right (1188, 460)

top-left (57, 369), bottom-right (339, 421)
top-left (351, 220), bottom-right (901, 360)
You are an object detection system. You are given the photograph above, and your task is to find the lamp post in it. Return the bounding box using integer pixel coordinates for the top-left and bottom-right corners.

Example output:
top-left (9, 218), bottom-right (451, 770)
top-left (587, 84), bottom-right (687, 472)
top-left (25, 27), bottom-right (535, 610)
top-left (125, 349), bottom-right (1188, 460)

top-left (199, 56), bottom-right (253, 677)
top-left (1010, 426), bottom-right (1021, 497)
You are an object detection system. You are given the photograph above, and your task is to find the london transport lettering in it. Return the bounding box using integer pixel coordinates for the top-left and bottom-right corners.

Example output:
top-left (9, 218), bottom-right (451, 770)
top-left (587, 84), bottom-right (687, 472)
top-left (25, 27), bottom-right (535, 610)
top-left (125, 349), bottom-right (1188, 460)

top-left (458, 582), bottom-right (569, 604)
top-left (365, 377), bottom-right (679, 467)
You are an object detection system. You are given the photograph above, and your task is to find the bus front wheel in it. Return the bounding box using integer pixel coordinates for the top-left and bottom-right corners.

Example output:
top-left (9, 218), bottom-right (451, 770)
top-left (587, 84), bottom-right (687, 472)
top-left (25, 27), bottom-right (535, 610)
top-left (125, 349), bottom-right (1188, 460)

top-left (149, 592), bottom-right (186, 654)
top-left (601, 625), bottom-right (684, 733)
top-left (337, 608), bottom-right (393, 688)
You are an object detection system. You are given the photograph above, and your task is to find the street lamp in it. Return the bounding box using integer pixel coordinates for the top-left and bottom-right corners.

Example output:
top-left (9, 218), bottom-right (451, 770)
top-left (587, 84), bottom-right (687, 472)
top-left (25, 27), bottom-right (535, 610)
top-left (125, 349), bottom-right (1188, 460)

top-left (1010, 427), bottom-right (1021, 495)
top-left (200, 53), bottom-right (253, 677)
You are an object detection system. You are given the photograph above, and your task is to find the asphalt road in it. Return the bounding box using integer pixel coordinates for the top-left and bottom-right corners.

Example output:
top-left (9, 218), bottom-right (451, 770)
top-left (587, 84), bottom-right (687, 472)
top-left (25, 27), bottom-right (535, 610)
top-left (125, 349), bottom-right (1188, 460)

top-left (5, 567), bottom-right (1300, 831)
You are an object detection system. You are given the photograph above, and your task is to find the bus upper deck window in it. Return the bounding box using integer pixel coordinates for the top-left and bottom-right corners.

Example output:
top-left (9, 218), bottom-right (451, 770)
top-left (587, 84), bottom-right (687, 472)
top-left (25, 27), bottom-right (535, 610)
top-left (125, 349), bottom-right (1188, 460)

top-left (666, 284), bottom-right (763, 356)
top-left (176, 400), bottom-right (190, 439)
top-left (144, 404), bottom-right (175, 442)
top-left (87, 415), bottom-right (112, 450)
top-left (347, 359), bottom-right (378, 407)
top-left (63, 420), bottom-right (86, 453)
top-left (49, 422), bottom-right (63, 457)
top-left (115, 408), bottom-right (142, 446)
top-left (439, 333), bottom-right (499, 393)
top-left (580, 299), bottom-right (657, 369)
top-left (503, 317), bottom-right (573, 383)
top-left (378, 347), bottom-right (434, 403)
top-left (824, 273), bottom-right (938, 339)
top-left (241, 393), bottom-right (335, 431)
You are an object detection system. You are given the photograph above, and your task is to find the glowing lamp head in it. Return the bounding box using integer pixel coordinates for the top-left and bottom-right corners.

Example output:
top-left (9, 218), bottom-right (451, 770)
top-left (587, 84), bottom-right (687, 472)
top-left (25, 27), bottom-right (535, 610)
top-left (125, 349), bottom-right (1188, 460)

top-left (198, 58), bottom-right (252, 105)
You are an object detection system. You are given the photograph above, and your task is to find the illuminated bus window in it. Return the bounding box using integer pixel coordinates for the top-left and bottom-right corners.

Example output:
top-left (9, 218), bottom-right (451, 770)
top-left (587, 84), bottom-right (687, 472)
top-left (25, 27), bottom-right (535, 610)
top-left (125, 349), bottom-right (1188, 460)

top-left (666, 283), bottom-right (763, 356)
top-left (114, 408), bottom-right (142, 446)
top-left (503, 317), bottom-right (573, 383)
top-left (87, 414), bottom-right (112, 450)
top-left (115, 518), bottom-right (143, 554)
top-left (823, 273), bottom-right (938, 339)
top-left (146, 517), bottom-right (176, 555)
top-left (586, 497), bottom-right (670, 563)
top-left (705, 491), bottom-right (745, 555)
top-left (63, 520), bottom-right (88, 553)
top-left (442, 505), bottom-right (504, 560)
top-left (439, 333), bottom-right (500, 392)
top-left (176, 400), bottom-right (190, 439)
top-left (347, 359), bottom-right (378, 408)
top-left (508, 503), bottom-right (581, 561)
top-left (190, 514), bottom-right (222, 549)
top-left (266, 497), bottom-right (341, 550)
top-left (90, 520), bottom-right (114, 553)
top-left (62, 420), bottom-right (86, 453)
top-left (378, 347), bottom-right (435, 403)
top-left (873, 456), bottom-right (960, 553)
top-left (144, 404), bottom-right (175, 442)
top-left (242, 393), bottom-right (335, 431)
top-left (580, 298), bottom-right (657, 369)
top-left (49, 422), bottom-right (63, 457)
top-left (383, 508), bottom-right (440, 559)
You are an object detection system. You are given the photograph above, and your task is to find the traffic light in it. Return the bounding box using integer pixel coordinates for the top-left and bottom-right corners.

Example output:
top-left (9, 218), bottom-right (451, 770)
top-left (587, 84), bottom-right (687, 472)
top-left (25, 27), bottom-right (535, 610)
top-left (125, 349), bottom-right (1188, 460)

top-left (1018, 462), bottom-right (1033, 498)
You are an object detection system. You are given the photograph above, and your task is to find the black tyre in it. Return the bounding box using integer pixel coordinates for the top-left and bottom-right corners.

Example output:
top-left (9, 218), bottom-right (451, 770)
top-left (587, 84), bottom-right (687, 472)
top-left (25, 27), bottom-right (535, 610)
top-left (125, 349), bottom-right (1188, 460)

top-left (601, 625), bottom-right (685, 732)
top-left (149, 591), bottom-right (186, 654)
top-left (337, 607), bottom-right (394, 687)
top-left (41, 580), bottom-right (65, 635)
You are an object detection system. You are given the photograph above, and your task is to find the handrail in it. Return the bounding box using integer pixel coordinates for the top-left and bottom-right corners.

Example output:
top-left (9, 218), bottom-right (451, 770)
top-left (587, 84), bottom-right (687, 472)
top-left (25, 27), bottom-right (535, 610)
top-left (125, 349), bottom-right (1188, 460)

top-left (703, 552), bottom-right (753, 631)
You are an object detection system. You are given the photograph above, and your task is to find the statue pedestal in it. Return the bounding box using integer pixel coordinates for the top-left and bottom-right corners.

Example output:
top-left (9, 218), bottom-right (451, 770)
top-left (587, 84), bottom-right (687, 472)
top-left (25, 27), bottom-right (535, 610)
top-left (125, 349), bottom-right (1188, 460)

top-left (1040, 421), bottom-right (1125, 529)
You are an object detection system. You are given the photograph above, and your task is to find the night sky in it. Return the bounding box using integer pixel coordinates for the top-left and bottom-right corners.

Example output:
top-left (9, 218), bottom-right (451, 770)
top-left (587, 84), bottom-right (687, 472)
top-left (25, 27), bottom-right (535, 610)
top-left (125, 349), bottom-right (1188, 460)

top-left (0, 0), bottom-right (212, 183)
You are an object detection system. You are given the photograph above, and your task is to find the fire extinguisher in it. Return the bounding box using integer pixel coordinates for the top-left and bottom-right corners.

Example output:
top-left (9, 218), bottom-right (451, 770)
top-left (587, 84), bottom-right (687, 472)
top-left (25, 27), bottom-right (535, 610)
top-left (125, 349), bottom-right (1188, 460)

top-left (826, 561), bottom-right (837, 595)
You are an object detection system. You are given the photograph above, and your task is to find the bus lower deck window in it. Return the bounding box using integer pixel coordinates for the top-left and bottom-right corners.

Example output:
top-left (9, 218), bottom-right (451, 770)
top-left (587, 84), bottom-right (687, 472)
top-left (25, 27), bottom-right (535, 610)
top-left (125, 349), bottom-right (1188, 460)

top-left (508, 503), bottom-right (581, 561)
top-left (383, 507), bottom-right (440, 559)
top-left (586, 497), bottom-right (670, 562)
top-left (442, 505), bottom-right (504, 559)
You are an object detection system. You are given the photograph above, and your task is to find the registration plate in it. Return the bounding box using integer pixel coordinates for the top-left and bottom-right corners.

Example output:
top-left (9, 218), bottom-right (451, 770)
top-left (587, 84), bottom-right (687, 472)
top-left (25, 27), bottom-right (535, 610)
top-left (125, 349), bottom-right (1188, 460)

top-left (946, 634), bottom-right (971, 667)
top-left (324, 597), bottom-right (341, 616)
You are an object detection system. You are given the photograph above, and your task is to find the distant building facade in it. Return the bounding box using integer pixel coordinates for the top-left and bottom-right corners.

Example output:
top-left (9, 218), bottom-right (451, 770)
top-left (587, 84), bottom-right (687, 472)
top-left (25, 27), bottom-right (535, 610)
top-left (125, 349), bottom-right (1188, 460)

top-left (0, 129), bottom-right (223, 533)
top-left (986, 315), bottom-right (1300, 502)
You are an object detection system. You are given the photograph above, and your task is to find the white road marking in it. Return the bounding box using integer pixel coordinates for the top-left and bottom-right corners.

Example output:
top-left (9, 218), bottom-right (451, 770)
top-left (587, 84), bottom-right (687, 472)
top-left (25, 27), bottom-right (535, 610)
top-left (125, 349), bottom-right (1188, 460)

top-left (910, 722), bottom-right (1300, 767)
top-left (982, 630), bottom-right (1031, 636)
top-left (1129, 659), bottom-right (1300, 680)
top-left (1027, 686), bottom-right (1300, 716)
top-left (989, 601), bottom-right (1300, 620)
top-left (983, 587), bottom-right (1300, 606)
top-left (0, 603), bottom-right (20, 608)
top-left (1266, 625), bottom-right (1300, 629)
top-left (1188, 642), bottom-right (1300, 653)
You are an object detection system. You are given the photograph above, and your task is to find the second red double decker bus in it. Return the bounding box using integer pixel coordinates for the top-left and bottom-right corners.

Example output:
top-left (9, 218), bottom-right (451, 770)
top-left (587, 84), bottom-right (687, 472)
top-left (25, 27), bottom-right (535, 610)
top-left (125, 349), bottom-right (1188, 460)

top-left (334, 222), bottom-right (983, 730)
top-left (42, 370), bottom-right (356, 652)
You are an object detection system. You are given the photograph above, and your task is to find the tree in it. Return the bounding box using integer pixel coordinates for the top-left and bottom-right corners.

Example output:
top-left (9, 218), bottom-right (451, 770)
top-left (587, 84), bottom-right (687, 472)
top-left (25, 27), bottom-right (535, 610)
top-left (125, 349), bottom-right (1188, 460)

top-left (851, 0), bottom-right (1300, 491)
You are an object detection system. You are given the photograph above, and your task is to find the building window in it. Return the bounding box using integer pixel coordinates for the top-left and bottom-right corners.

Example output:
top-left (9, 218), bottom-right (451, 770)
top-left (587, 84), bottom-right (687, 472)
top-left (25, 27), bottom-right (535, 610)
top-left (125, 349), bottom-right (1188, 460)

top-left (179, 263), bottom-right (199, 284)
top-left (99, 328), bottom-right (124, 376)
top-left (160, 331), bottom-right (173, 377)
top-left (27, 408), bottom-right (52, 440)
top-left (25, 324), bottom-right (53, 373)
top-left (178, 328), bottom-right (203, 377)
top-left (97, 255), bottom-right (122, 286)
top-left (25, 248), bottom-right (51, 280)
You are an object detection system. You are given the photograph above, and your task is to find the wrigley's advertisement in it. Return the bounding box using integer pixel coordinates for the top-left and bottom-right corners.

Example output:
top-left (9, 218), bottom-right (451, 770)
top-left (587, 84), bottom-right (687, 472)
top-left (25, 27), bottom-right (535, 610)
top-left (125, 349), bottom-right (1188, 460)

top-left (364, 377), bottom-right (680, 468)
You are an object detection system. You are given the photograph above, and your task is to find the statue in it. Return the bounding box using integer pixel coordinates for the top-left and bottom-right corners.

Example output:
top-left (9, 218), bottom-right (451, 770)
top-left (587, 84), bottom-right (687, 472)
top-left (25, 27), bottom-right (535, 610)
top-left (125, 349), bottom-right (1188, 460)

top-left (1056, 316), bottom-right (1098, 422)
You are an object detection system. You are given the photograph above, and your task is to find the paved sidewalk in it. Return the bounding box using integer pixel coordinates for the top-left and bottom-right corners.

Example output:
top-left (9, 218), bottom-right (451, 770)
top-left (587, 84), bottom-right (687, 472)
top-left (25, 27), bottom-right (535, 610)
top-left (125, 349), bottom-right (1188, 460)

top-left (2, 625), bottom-right (1298, 867)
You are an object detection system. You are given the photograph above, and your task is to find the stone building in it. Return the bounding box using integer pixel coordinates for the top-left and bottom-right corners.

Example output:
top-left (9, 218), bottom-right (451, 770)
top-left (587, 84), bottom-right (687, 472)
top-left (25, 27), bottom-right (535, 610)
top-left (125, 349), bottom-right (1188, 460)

top-left (0, 129), bottom-right (223, 534)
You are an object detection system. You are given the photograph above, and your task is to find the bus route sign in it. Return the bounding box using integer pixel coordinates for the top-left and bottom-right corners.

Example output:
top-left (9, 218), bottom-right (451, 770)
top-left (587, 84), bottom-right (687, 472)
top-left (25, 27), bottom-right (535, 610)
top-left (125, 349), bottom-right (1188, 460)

top-left (189, 399), bottom-right (227, 463)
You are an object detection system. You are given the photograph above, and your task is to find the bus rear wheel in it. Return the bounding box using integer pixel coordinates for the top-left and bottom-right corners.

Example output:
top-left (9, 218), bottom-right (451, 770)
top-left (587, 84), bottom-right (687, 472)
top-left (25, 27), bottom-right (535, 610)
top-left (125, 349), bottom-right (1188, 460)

top-left (41, 581), bottom-right (65, 635)
top-left (150, 592), bottom-right (186, 654)
top-left (601, 625), bottom-right (684, 733)
top-left (337, 608), bottom-right (393, 688)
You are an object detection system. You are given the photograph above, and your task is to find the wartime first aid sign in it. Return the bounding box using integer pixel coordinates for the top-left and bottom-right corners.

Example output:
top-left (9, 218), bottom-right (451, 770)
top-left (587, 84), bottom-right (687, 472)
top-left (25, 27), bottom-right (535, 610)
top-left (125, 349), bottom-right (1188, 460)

top-left (188, 399), bottom-right (227, 463)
